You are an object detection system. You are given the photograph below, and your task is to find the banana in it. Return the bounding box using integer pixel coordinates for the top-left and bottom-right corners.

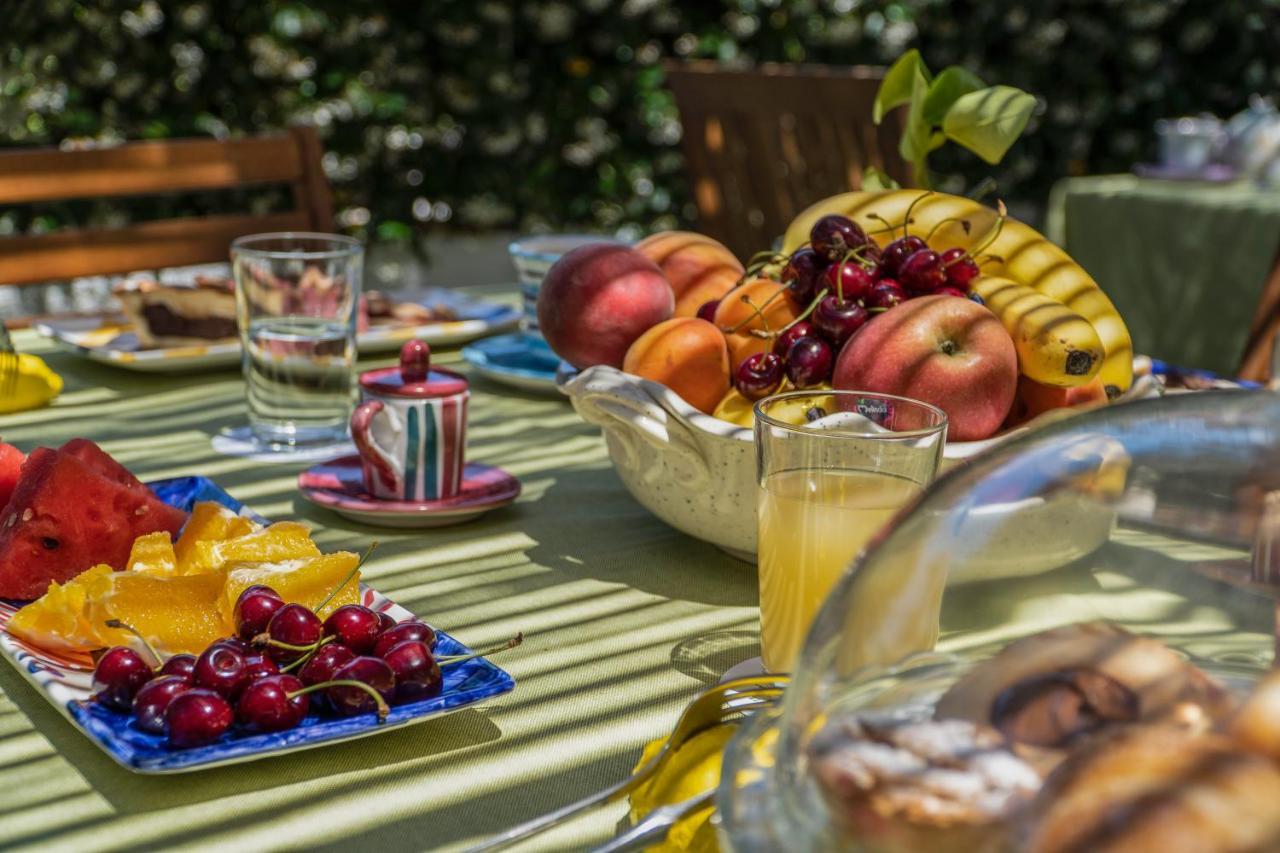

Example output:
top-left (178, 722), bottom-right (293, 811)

top-left (970, 276), bottom-right (1103, 386)
top-left (783, 190), bottom-right (1134, 394)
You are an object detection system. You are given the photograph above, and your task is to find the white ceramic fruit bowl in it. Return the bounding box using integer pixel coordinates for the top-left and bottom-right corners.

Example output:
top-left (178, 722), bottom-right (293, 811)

top-left (559, 365), bottom-right (1160, 563)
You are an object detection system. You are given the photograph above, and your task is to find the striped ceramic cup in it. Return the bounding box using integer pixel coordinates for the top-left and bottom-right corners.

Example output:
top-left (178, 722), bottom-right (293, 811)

top-left (351, 340), bottom-right (469, 502)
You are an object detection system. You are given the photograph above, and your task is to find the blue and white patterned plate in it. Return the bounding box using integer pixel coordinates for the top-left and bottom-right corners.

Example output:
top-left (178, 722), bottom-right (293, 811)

top-left (461, 332), bottom-right (565, 393)
top-left (35, 287), bottom-right (520, 373)
top-left (0, 476), bottom-right (516, 773)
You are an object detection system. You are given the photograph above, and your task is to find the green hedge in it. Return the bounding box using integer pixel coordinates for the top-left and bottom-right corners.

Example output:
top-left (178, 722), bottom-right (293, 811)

top-left (5, 0), bottom-right (1279, 251)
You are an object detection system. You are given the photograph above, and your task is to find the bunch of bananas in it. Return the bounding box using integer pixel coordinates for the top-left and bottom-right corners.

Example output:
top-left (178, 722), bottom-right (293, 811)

top-left (783, 190), bottom-right (1133, 395)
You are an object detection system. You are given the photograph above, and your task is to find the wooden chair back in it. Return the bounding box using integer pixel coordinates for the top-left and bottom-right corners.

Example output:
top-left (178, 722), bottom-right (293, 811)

top-left (0, 127), bottom-right (333, 286)
top-left (664, 61), bottom-right (911, 259)
top-left (1239, 249), bottom-right (1280, 383)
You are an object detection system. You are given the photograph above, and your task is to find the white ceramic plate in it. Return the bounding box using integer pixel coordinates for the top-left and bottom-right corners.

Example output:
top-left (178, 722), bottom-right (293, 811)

top-left (35, 287), bottom-right (519, 373)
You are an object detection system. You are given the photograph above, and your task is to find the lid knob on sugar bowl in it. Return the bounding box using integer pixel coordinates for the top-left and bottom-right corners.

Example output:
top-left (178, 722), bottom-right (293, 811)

top-left (358, 340), bottom-right (469, 399)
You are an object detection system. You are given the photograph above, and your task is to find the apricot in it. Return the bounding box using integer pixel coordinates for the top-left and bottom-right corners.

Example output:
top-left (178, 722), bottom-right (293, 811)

top-left (712, 278), bottom-right (800, 369)
top-left (636, 231), bottom-right (745, 318)
top-left (1005, 375), bottom-right (1107, 429)
top-left (537, 244), bottom-right (674, 369)
top-left (623, 317), bottom-right (730, 414)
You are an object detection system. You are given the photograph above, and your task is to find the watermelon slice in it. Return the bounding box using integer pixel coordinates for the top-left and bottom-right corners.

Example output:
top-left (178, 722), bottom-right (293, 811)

top-left (0, 442), bottom-right (23, 511)
top-left (0, 442), bottom-right (188, 600)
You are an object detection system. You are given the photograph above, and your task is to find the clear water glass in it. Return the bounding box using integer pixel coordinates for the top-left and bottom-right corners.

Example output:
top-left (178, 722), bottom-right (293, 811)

top-left (754, 390), bottom-right (947, 673)
top-left (508, 234), bottom-right (617, 333)
top-left (231, 233), bottom-right (364, 449)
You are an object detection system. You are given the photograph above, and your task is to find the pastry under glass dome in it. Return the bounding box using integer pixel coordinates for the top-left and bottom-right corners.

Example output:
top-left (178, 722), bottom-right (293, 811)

top-left (718, 390), bottom-right (1280, 851)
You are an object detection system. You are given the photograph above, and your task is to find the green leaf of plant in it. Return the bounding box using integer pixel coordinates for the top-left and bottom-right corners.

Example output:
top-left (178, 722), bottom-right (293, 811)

top-left (898, 65), bottom-right (934, 183)
top-left (873, 49), bottom-right (929, 124)
top-left (941, 85), bottom-right (1037, 165)
top-left (861, 165), bottom-right (901, 191)
top-left (922, 66), bottom-right (985, 127)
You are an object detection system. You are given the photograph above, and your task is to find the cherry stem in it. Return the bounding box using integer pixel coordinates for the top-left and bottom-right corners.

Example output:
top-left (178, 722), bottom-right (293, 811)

top-left (750, 288), bottom-right (830, 339)
top-left (901, 191), bottom-right (934, 239)
top-left (280, 636), bottom-right (335, 673)
top-left (252, 633), bottom-right (335, 653)
top-left (865, 213), bottom-right (901, 238)
top-left (924, 217), bottom-right (972, 244)
top-left (976, 254), bottom-right (1004, 267)
top-left (969, 200), bottom-right (1007, 258)
top-left (104, 619), bottom-right (164, 668)
top-left (734, 250), bottom-right (788, 289)
top-left (288, 679), bottom-right (390, 722)
top-left (724, 286), bottom-right (788, 336)
top-left (437, 632), bottom-right (524, 665)
top-left (314, 541), bottom-right (377, 614)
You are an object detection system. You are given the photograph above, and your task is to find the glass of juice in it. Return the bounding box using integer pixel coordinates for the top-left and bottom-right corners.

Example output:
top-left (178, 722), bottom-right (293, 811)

top-left (230, 233), bottom-right (364, 450)
top-left (754, 390), bottom-right (947, 672)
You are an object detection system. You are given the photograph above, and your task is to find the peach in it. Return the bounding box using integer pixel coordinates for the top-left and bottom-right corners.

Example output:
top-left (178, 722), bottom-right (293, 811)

top-left (537, 244), bottom-right (674, 369)
top-left (712, 278), bottom-right (799, 369)
top-left (1005, 375), bottom-right (1107, 429)
top-left (635, 231), bottom-right (744, 317)
top-left (833, 295), bottom-right (1017, 441)
top-left (623, 317), bottom-right (730, 414)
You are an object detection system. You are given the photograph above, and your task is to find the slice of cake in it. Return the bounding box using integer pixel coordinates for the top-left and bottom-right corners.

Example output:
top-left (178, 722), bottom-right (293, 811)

top-left (113, 277), bottom-right (238, 348)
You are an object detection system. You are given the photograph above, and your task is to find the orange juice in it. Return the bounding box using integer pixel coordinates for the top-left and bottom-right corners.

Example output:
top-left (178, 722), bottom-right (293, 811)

top-left (757, 468), bottom-right (922, 672)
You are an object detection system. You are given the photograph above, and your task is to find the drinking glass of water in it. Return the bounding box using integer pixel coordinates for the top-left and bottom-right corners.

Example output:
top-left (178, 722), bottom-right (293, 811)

top-left (230, 233), bottom-right (364, 450)
top-left (754, 390), bottom-right (946, 673)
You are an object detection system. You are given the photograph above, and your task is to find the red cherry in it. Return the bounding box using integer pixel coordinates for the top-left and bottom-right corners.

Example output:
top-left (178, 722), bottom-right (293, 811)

top-left (132, 675), bottom-right (192, 734)
top-left (323, 605), bottom-right (383, 655)
top-left (733, 352), bottom-right (784, 401)
top-left (375, 611), bottom-right (398, 634)
top-left (812, 295), bottom-right (869, 349)
top-left (373, 620), bottom-right (438, 659)
top-left (773, 321), bottom-right (817, 356)
top-left (236, 674), bottom-right (309, 733)
top-left (328, 657), bottom-right (396, 716)
top-left (898, 249), bottom-right (947, 292)
top-left (92, 647), bottom-right (154, 712)
top-left (868, 280), bottom-right (906, 310)
top-left (941, 247), bottom-right (980, 289)
top-left (822, 261), bottom-right (874, 303)
top-left (299, 643), bottom-right (356, 687)
top-left (234, 586), bottom-right (285, 642)
top-left (781, 247), bottom-right (825, 303)
top-left (880, 235), bottom-right (927, 278)
top-left (784, 337), bottom-right (834, 388)
top-left (166, 688), bottom-right (233, 748)
top-left (159, 653), bottom-right (197, 680)
top-left (382, 640), bottom-right (443, 704)
top-left (695, 299), bottom-right (721, 323)
top-left (809, 215), bottom-right (869, 263)
top-left (194, 643), bottom-right (249, 698)
top-left (265, 604), bottom-right (323, 663)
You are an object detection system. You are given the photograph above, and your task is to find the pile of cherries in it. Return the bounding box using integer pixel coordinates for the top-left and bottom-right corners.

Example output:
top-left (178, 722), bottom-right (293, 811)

top-left (90, 585), bottom-right (486, 748)
top-left (701, 212), bottom-right (983, 401)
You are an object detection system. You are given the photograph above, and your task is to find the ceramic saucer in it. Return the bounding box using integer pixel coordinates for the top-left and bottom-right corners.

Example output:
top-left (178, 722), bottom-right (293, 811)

top-left (461, 332), bottom-right (563, 393)
top-left (298, 455), bottom-right (521, 528)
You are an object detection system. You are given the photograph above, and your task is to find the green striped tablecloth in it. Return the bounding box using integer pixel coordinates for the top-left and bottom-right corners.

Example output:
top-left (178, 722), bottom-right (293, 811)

top-left (0, 293), bottom-right (759, 852)
top-left (1046, 174), bottom-right (1280, 376)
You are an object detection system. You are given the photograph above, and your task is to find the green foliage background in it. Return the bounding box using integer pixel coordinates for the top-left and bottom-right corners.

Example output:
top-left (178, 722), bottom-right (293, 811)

top-left (4, 0), bottom-right (1280, 249)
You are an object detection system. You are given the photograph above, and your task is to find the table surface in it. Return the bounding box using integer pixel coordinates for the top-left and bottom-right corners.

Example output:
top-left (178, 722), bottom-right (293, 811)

top-left (0, 286), bottom-right (761, 852)
top-left (1046, 174), bottom-right (1280, 376)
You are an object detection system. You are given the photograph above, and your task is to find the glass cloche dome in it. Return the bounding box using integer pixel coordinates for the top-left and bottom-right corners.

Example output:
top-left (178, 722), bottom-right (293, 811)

top-left (718, 390), bottom-right (1280, 852)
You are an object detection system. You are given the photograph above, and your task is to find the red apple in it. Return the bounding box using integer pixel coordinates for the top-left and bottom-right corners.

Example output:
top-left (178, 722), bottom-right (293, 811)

top-left (833, 295), bottom-right (1017, 441)
top-left (537, 244), bottom-right (674, 370)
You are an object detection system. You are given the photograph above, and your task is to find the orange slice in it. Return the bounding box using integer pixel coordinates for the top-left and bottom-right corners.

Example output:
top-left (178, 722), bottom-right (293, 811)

top-left (188, 521), bottom-right (319, 575)
top-left (174, 502), bottom-right (260, 573)
top-left (6, 565), bottom-right (117, 653)
top-left (221, 552), bottom-right (361, 624)
top-left (93, 571), bottom-right (229, 656)
top-left (126, 531), bottom-right (178, 575)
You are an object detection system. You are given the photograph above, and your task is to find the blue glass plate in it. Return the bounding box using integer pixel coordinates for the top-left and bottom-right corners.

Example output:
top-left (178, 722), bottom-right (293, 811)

top-left (0, 476), bottom-right (516, 773)
top-left (461, 332), bottom-right (566, 393)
